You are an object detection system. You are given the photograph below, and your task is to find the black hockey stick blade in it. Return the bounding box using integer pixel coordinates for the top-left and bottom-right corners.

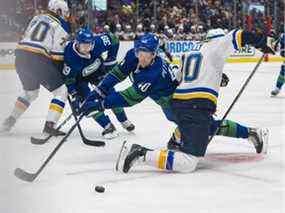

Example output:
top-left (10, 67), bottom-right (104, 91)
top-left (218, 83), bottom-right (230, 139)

top-left (30, 135), bottom-right (51, 145)
top-left (14, 168), bottom-right (37, 182)
top-left (82, 137), bottom-right (105, 147)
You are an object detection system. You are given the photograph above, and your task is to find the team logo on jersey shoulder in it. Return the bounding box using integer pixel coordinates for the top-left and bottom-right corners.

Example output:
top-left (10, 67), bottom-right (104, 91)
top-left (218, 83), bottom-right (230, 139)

top-left (63, 64), bottom-right (71, 76)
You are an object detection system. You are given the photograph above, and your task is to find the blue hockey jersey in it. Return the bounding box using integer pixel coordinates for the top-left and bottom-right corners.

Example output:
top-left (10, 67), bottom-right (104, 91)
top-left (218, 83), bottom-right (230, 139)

top-left (98, 48), bottom-right (181, 108)
top-left (63, 33), bottom-right (119, 94)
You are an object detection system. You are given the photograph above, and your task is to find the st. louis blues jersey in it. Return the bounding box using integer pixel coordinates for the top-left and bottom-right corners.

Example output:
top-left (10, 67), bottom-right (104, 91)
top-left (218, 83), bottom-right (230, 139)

top-left (173, 29), bottom-right (244, 108)
top-left (63, 33), bottom-right (119, 94)
top-left (99, 48), bottom-right (181, 108)
top-left (16, 13), bottom-right (71, 61)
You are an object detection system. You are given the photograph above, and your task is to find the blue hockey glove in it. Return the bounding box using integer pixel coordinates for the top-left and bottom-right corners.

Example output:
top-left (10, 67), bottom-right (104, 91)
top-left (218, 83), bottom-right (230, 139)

top-left (80, 99), bottom-right (105, 117)
top-left (87, 85), bottom-right (107, 101)
top-left (70, 94), bottom-right (81, 115)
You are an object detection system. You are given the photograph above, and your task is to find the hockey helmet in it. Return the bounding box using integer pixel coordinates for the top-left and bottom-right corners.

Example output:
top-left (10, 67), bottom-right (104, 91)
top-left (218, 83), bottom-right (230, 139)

top-left (75, 28), bottom-right (94, 53)
top-left (205, 28), bottom-right (225, 41)
top-left (134, 33), bottom-right (159, 54)
top-left (48, 0), bottom-right (70, 20)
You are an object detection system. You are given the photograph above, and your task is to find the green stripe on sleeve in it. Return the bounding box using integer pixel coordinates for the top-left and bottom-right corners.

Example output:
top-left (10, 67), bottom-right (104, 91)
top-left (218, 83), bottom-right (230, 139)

top-left (119, 86), bottom-right (146, 106)
top-left (109, 66), bottom-right (128, 81)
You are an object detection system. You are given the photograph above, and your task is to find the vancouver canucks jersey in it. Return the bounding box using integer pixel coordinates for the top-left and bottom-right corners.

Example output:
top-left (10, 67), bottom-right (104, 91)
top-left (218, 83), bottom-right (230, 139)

top-left (173, 29), bottom-right (243, 107)
top-left (16, 13), bottom-right (71, 61)
top-left (99, 48), bottom-right (181, 108)
top-left (63, 33), bottom-right (119, 94)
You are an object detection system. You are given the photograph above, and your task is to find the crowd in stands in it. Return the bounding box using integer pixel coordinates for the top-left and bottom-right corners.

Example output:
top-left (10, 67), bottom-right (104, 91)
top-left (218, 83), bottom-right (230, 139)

top-left (0, 0), bottom-right (284, 41)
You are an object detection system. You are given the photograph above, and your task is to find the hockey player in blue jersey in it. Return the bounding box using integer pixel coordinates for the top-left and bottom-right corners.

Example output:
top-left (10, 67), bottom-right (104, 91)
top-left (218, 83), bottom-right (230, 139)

top-left (271, 33), bottom-right (285, 96)
top-left (63, 28), bottom-right (134, 139)
top-left (79, 33), bottom-right (269, 164)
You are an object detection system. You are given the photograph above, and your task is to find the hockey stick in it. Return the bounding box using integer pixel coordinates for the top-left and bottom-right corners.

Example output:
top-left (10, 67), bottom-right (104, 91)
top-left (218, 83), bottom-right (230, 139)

top-left (208, 54), bottom-right (265, 143)
top-left (14, 114), bottom-right (85, 182)
top-left (30, 113), bottom-right (73, 145)
top-left (68, 97), bottom-right (105, 147)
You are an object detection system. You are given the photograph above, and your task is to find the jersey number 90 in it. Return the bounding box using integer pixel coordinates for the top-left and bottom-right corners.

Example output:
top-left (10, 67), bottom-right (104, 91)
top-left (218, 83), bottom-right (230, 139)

top-left (182, 52), bottom-right (202, 83)
top-left (31, 21), bottom-right (50, 42)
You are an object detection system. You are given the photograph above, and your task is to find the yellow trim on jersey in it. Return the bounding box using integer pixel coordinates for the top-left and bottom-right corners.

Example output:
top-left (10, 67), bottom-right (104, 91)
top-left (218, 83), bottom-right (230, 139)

top-left (16, 44), bottom-right (64, 61)
top-left (16, 44), bottom-right (49, 57)
top-left (158, 150), bottom-right (167, 169)
top-left (236, 30), bottom-right (242, 49)
top-left (45, 13), bottom-right (61, 25)
top-left (172, 92), bottom-right (218, 105)
top-left (49, 104), bottom-right (64, 113)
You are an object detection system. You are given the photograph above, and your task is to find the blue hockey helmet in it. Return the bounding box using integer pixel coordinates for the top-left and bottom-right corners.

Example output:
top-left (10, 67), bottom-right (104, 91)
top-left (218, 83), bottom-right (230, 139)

top-left (134, 33), bottom-right (159, 54)
top-left (76, 28), bottom-right (94, 44)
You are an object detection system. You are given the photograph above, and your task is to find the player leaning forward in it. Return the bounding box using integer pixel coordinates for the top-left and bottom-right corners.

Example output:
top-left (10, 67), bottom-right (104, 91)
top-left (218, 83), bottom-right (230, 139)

top-left (120, 29), bottom-right (274, 173)
top-left (0, 0), bottom-right (70, 135)
top-left (63, 28), bottom-right (135, 139)
top-left (80, 30), bottom-right (274, 173)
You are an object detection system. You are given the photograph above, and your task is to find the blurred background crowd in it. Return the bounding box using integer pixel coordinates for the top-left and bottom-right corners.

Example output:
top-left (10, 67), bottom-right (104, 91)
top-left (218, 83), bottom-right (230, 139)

top-left (0, 0), bottom-right (284, 42)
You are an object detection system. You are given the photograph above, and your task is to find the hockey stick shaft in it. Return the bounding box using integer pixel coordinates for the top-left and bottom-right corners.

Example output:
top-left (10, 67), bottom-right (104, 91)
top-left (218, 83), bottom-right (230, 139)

top-left (208, 54), bottom-right (265, 143)
top-left (67, 97), bottom-right (105, 147)
top-left (28, 114), bottom-right (84, 181)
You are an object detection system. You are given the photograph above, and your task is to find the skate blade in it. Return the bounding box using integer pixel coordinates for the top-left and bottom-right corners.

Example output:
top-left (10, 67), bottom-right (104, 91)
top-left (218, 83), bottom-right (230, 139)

top-left (103, 131), bottom-right (118, 140)
top-left (261, 129), bottom-right (269, 154)
top-left (115, 141), bottom-right (129, 172)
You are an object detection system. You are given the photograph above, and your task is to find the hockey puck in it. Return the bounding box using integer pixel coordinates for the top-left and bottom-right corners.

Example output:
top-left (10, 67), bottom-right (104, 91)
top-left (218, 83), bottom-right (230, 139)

top-left (95, 185), bottom-right (105, 193)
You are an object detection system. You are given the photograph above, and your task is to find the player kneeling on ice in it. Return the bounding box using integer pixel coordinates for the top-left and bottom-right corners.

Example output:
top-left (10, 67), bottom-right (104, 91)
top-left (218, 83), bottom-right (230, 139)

top-left (63, 28), bottom-right (135, 139)
top-left (0, 0), bottom-right (71, 136)
top-left (80, 30), bottom-right (273, 173)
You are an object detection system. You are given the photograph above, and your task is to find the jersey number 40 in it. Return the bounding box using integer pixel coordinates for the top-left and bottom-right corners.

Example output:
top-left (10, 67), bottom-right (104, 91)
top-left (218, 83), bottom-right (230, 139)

top-left (181, 52), bottom-right (202, 83)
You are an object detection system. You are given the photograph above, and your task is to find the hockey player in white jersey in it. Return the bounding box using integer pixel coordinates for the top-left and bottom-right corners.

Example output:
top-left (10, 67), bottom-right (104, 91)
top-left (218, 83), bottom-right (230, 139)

top-left (0, 0), bottom-right (71, 136)
top-left (122, 28), bottom-right (274, 173)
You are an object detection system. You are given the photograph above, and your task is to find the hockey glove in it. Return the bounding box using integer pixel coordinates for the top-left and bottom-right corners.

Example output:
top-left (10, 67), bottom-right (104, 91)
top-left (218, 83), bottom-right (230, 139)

top-left (87, 85), bottom-right (107, 102)
top-left (220, 73), bottom-right (229, 87)
top-left (70, 93), bottom-right (82, 115)
top-left (80, 99), bottom-right (105, 117)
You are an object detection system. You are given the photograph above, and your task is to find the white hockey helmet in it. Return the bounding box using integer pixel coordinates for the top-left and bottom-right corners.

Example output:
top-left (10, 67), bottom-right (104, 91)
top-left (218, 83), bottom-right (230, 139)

top-left (205, 28), bottom-right (225, 41)
top-left (48, 0), bottom-right (70, 19)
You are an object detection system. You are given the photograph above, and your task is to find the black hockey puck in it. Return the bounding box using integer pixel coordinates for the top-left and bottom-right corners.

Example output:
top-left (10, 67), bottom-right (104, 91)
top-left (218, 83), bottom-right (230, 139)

top-left (95, 185), bottom-right (105, 193)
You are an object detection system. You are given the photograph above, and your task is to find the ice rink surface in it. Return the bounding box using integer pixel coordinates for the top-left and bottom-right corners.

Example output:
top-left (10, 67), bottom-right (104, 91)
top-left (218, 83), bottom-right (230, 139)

top-left (0, 62), bottom-right (284, 213)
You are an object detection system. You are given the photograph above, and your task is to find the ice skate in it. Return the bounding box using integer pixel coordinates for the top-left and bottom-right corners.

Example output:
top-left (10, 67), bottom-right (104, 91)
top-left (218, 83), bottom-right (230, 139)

top-left (271, 88), bottom-right (280, 96)
top-left (102, 123), bottom-right (118, 139)
top-left (43, 121), bottom-right (66, 136)
top-left (123, 144), bottom-right (149, 173)
top-left (121, 120), bottom-right (135, 132)
top-left (248, 128), bottom-right (269, 154)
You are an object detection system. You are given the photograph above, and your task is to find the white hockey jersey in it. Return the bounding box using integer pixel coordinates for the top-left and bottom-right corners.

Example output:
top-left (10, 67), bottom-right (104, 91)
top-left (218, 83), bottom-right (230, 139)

top-left (173, 29), bottom-right (243, 106)
top-left (16, 13), bottom-right (70, 61)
